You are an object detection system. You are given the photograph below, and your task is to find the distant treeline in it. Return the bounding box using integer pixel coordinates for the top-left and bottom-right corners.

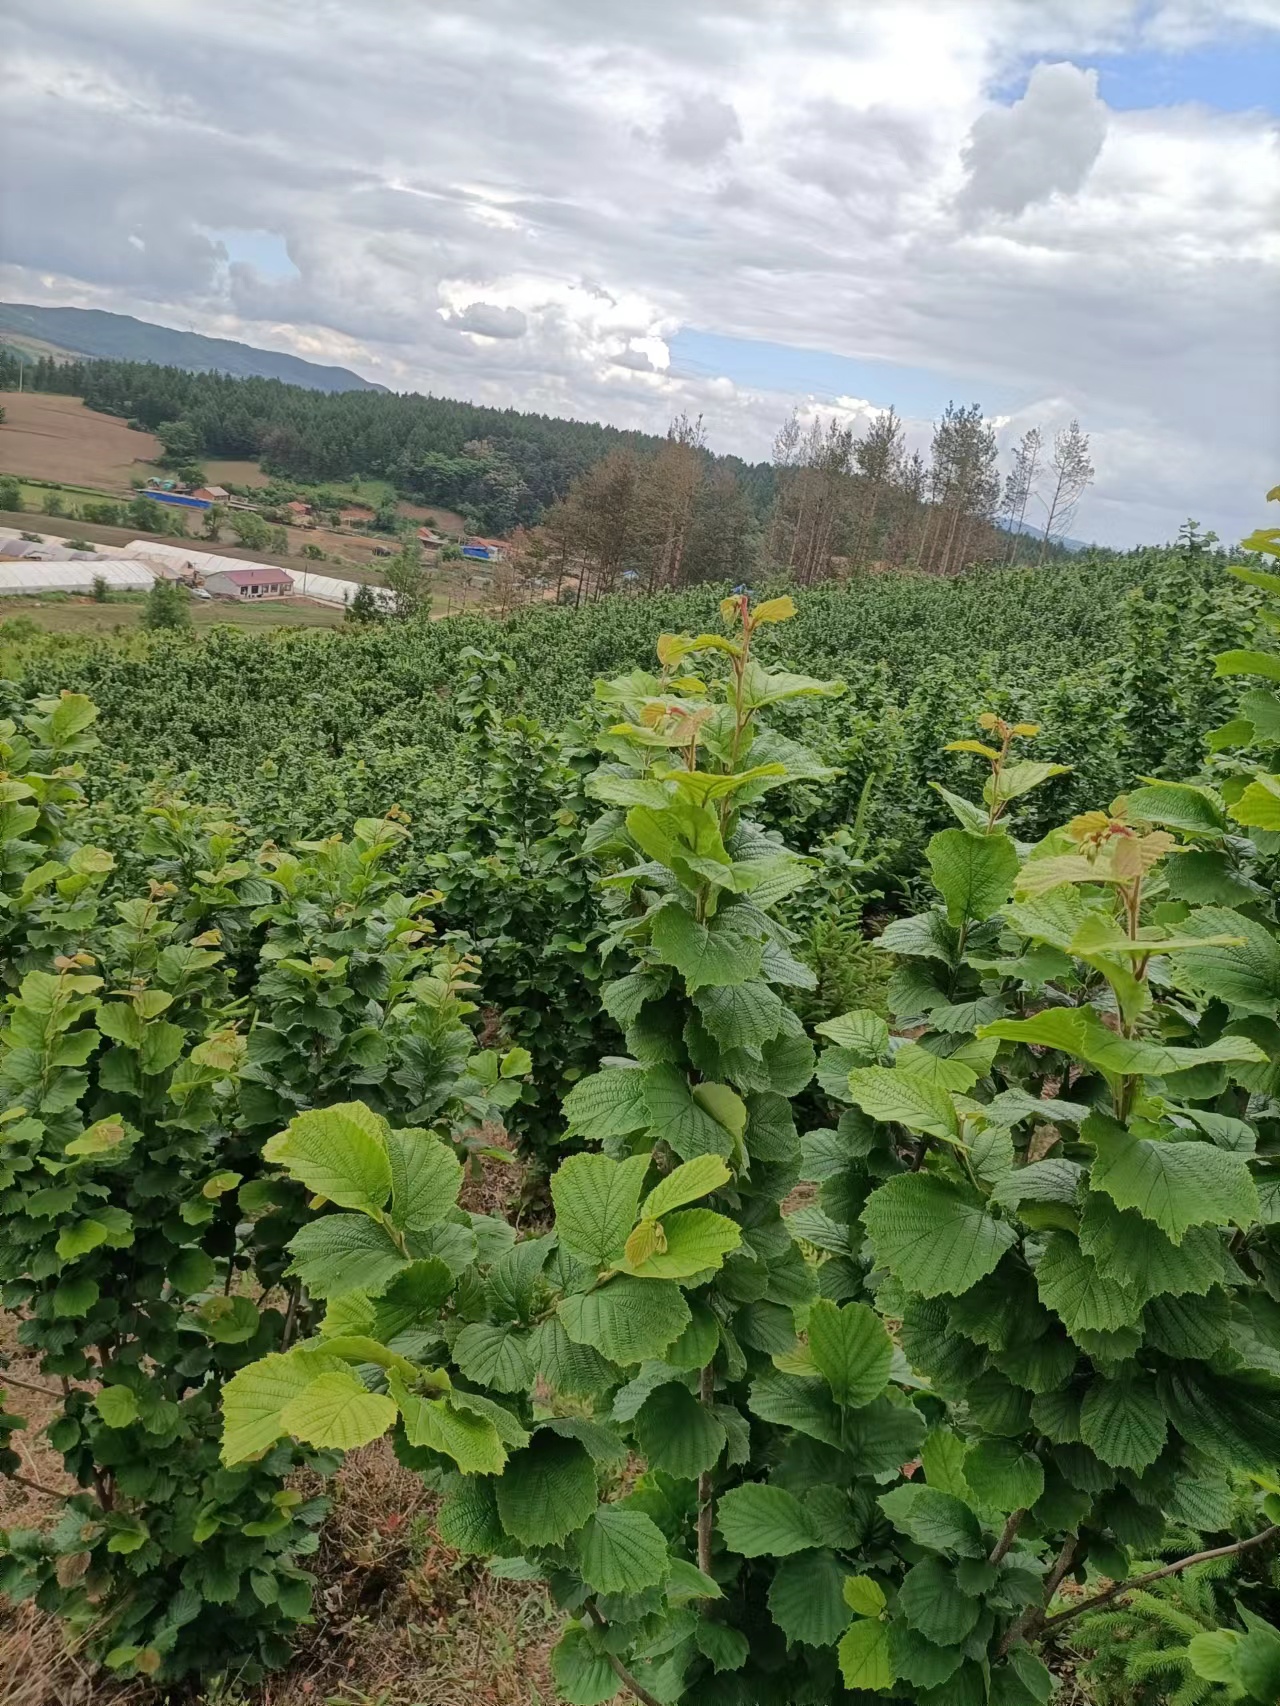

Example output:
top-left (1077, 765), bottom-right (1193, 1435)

top-left (0, 349), bottom-right (1088, 577)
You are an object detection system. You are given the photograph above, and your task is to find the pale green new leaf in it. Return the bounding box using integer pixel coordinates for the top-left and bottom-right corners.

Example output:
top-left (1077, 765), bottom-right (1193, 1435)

top-left (641, 1154), bottom-right (731, 1220)
top-left (221, 1349), bottom-right (348, 1464)
top-left (838, 1618), bottom-right (893, 1692)
top-left (623, 1207), bottom-right (741, 1280)
top-left (279, 1369), bottom-right (397, 1451)
top-left (979, 1006), bottom-right (1265, 1078)
top-left (263, 1101), bottom-right (391, 1214)
top-left (986, 760), bottom-right (1071, 806)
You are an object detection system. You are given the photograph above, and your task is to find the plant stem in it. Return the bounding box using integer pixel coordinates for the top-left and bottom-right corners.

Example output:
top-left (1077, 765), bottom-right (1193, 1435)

top-left (1039, 1524), bottom-right (1280, 1639)
top-left (583, 1605), bottom-right (665, 1706)
top-left (988, 1508), bottom-right (1026, 1565)
top-left (281, 1283), bottom-right (302, 1351)
top-left (696, 1362), bottom-right (716, 1576)
top-left (0, 1371), bottom-right (65, 1399)
top-left (10, 1470), bottom-right (62, 1498)
top-left (997, 1533), bottom-right (1078, 1656)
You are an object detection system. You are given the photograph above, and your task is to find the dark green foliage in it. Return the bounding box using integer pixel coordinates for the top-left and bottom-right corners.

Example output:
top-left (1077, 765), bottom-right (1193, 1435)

top-left (142, 574), bottom-right (191, 630)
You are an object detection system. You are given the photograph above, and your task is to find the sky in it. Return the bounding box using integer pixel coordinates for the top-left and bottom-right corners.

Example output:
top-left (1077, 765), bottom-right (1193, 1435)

top-left (0, 0), bottom-right (1277, 548)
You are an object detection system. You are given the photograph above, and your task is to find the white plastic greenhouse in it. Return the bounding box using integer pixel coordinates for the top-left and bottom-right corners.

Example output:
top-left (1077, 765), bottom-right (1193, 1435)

top-left (0, 560), bottom-right (156, 595)
top-left (0, 531), bottom-right (392, 611)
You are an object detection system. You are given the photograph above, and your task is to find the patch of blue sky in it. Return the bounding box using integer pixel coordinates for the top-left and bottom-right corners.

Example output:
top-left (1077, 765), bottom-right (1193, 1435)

top-left (996, 39), bottom-right (1278, 116)
top-left (202, 228), bottom-right (297, 277)
top-left (667, 328), bottom-right (1027, 419)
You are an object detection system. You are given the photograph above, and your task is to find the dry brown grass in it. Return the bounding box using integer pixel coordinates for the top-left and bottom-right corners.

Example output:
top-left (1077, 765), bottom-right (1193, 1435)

top-left (0, 396), bottom-right (160, 491)
top-left (249, 1440), bottom-right (560, 1706)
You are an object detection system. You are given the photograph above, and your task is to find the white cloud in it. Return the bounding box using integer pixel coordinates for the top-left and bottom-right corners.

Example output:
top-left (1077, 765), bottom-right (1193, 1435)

top-left (957, 62), bottom-right (1108, 219)
top-left (0, 0), bottom-right (1275, 546)
top-left (442, 302), bottom-right (529, 339)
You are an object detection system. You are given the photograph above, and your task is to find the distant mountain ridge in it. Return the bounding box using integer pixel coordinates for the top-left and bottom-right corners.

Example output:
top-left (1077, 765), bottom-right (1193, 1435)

top-left (1001, 515), bottom-right (1092, 553)
top-left (0, 303), bottom-right (386, 393)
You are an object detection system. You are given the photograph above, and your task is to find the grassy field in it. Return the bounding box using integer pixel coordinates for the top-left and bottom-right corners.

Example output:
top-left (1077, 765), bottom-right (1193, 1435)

top-left (0, 593), bottom-right (349, 636)
top-left (201, 456), bottom-right (272, 488)
top-left (0, 392), bottom-right (161, 490)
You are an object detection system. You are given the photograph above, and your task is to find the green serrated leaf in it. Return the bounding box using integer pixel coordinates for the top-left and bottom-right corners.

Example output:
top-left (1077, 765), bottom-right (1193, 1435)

top-left (650, 905), bottom-right (764, 991)
top-left (862, 1174), bottom-right (1017, 1298)
top-left (928, 827), bottom-right (1019, 925)
top-left (1035, 1233), bottom-right (1141, 1337)
top-left (847, 1065), bottom-right (962, 1141)
top-left (900, 1555), bottom-right (982, 1645)
top-left (578, 1504), bottom-right (669, 1595)
top-left (495, 1432), bottom-right (599, 1547)
top-left (962, 1439), bottom-right (1045, 1512)
top-left (768, 1548), bottom-right (852, 1647)
top-left (1080, 1374), bottom-right (1168, 1470)
top-left (717, 1482), bottom-right (818, 1557)
top-left (1087, 1120), bottom-right (1258, 1243)
top-left (807, 1299), bottom-right (893, 1408)
top-left (633, 1382), bottom-right (726, 1479)
top-left (552, 1151), bottom-right (652, 1266)
top-left (263, 1101), bottom-right (391, 1214)
top-left (558, 1275), bottom-right (690, 1365)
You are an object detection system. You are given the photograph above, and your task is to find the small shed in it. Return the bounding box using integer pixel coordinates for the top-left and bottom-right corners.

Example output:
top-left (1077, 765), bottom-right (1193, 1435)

top-left (193, 486), bottom-right (230, 503)
top-left (203, 566), bottom-right (293, 601)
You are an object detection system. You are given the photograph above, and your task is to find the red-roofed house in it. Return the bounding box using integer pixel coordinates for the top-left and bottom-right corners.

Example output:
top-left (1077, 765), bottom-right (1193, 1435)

top-left (284, 500), bottom-right (313, 523)
top-left (204, 566), bottom-right (293, 600)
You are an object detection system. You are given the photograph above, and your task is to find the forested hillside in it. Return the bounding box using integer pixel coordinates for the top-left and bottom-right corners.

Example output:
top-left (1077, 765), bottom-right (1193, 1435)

top-left (2, 352), bottom-right (1088, 579)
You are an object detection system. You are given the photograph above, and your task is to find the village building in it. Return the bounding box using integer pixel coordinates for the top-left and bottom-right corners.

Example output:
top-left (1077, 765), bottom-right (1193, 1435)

top-left (203, 566), bottom-right (292, 600)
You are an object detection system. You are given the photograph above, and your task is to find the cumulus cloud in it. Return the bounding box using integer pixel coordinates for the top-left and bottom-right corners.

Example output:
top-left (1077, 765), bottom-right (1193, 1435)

top-left (655, 93), bottom-right (741, 164)
top-left (0, 0), bottom-right (1275, 545)
top-left (957, 62), bottom-right (1108, 220)
top-left (442, 302), bottom-right (529, 338)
